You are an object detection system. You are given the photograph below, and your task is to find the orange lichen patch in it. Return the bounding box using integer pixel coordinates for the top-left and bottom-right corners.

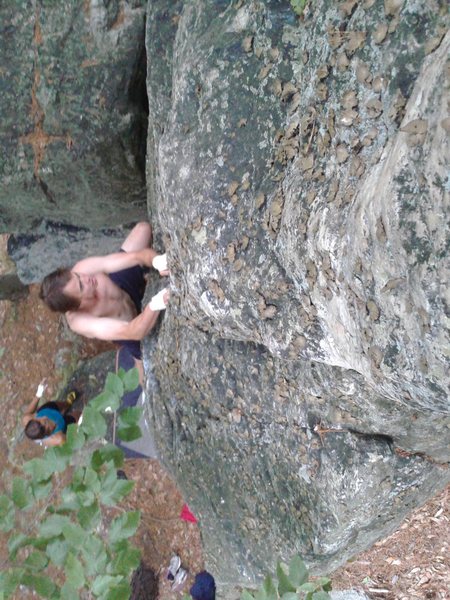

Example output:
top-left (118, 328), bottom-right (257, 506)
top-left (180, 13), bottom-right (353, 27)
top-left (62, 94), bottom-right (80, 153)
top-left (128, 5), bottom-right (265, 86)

top-left (20, 4), bottom-right (71, 178)
top-left (19, 129), bottom-right (68, 178)
top-left (111, 4), bottom-right (126, 30)
top-left (20, 66), bottom-right (68, 177)
top-left (81, 58), bottom-right (100, 68)
top-left (33, 6), bottom-right (42, 45)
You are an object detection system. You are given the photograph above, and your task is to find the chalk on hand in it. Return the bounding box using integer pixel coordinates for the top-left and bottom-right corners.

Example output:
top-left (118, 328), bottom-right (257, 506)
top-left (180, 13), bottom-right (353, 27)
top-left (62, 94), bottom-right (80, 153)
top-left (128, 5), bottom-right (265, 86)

top-left (149, 287), bottom-right (168, 311)
top-left (152, 253), bottom-right (168, 274)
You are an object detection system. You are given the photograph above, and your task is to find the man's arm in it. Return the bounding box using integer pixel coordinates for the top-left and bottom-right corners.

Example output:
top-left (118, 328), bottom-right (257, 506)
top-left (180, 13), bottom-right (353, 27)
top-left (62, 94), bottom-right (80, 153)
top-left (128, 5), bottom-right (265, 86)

top-left (42, 432), bottom-right (66, 447)
top-left (22, 381), bottom-right (46, 426)
top-left (73, 248), bottom-right (157, 275)
top-left (67, 304), bottom-right (161, 342)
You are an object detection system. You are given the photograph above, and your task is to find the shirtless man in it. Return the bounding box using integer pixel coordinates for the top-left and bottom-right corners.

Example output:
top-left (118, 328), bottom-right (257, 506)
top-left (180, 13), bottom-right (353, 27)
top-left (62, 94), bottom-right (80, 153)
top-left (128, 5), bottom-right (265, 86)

top-left (39, 222), bottom-right (168, 376)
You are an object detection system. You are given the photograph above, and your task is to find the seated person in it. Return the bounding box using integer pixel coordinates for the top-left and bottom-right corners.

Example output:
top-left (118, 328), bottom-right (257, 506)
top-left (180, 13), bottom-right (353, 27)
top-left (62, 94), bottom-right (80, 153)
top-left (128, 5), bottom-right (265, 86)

top-left (39, 222), bottom-right (169, 381)
top-left (23, 381), bottom-right (81, 447)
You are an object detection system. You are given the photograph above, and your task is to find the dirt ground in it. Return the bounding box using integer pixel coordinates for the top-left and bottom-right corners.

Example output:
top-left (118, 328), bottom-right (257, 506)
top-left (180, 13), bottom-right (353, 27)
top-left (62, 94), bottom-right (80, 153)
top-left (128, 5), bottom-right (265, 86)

top-left (0, 284), bottom-right (448, 599)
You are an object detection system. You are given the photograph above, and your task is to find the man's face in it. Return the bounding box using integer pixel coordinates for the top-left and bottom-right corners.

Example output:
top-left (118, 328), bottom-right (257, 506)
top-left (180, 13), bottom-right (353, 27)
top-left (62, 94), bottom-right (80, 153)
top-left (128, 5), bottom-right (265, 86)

top-left (63, 272), bottom-right (97, 304)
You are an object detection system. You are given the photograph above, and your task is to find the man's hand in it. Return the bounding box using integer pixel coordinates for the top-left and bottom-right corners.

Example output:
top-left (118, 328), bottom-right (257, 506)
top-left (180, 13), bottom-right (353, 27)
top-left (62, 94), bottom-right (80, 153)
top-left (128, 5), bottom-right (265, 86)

top-left (137, 248), bottom-right (158, 268)
top-left (152, 253), bottom-right (169, 276)
top-left (148, 287), bottom-right (170, 311)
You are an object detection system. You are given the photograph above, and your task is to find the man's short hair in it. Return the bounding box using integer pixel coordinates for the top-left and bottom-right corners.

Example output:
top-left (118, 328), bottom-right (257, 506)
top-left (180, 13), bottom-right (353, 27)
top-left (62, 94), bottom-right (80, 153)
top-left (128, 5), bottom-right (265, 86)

top-left (39, 267), bottom-right (81, 312)
top-left (25, 419), bottom-right (46, 440)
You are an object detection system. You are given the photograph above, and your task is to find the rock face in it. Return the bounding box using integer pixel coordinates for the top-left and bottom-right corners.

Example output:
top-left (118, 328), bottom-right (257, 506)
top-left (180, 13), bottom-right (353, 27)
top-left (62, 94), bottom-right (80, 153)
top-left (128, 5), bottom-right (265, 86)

top-left (1, 0), bottom-right (448, 592)
top-left (0, 0), bottom-right (148, 233)
top-left (7, 221), bottom-right (136, 283)
top-left (144, 0), bottom-right (450, 587)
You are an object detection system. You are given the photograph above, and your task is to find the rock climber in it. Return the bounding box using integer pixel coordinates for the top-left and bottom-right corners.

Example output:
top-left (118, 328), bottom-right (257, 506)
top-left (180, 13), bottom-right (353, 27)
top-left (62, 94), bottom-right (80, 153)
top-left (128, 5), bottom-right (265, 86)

top-left (39, 222), bottom-right (169, 381)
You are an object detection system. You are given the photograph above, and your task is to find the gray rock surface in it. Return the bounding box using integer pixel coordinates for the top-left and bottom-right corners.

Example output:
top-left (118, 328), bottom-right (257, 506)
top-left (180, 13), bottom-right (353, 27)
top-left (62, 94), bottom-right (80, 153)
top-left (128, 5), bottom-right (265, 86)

top-left (330, 592), bottom-right (370, 600)
top-left (0, 0), bottom-right (148, 233)
top-left (1, 0), bottom-right (448, 591)
top-left (144, 0), bottom-right (450, 587)
top-left (7, 220), bottom-right (136, 283)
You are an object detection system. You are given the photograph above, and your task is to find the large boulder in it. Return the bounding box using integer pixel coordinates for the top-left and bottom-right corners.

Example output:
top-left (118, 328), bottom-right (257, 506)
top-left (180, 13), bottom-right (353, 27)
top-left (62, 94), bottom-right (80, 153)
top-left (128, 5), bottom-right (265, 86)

top-left (144, 0), bottom-right (449, 588)
top-left (7, 220), bottom-right (136, 283)
top-left (0, 0), bottom-right (148, 234)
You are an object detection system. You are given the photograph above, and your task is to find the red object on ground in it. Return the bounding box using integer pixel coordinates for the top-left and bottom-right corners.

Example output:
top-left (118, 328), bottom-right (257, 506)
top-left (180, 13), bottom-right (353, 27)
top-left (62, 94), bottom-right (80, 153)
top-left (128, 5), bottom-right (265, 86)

top-left (180, 503), bottom-right (198, 523)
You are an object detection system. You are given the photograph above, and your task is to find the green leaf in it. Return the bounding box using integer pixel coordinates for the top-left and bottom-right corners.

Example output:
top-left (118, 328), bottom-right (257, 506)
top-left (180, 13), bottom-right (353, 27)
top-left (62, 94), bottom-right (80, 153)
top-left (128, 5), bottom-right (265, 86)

top-left (0, 495), bottom-right (15, 532)
top-left (121, 367), bottom-right (140, 393)
top-left (65, 552), bottom-right (86, 589)
top-left (12, 477), bottom-right (33, 509)
top-left (60, 582), bottom-right (79, 600)
top-left (262, 575), bottom-right (277, 600)
top-left (91, 444), bottom-right (124, 470)
top-left (21, 573), bottom-right (56, 597)
top-left (299, 583), bottom-right (316, 593)
top-left (79, 405), bottom-right (107, 440)
top-left (254, 587), bottom-right (267, 600)
top-left (71, 466), bottom-right (101, 502)
top-left (31, 478), bottom-right (52, 501)
top-left (108, 511), bottom-right (140, 546)
top-left (24, 551), bottom-right (49, 571)
top-left (289, 555), bottom-right (308, 587)
top-left (99, 467), bottom-right (134, 506)
top-left (44, 445), bottom-right (72, 472)
top-left (59, 487), bottom-right (81, 512)
top-left (8, 533), bottom-right (31, 560)
top-left (105, 372), bottom-right (124, 398)
top-left (241, 591), bottom-right (255, 600)
top-left (91, 574), bottom-right (124, 596)
top-left (39, 514), bottom-right (72, 538)
top-left (116, 423), bottom-right (142, 442)
top-left (46, 538), bottom-right (69, 567)
top-left (90, 390), bottom-right (121, 413)
top-left (315, 577), bottom-right (332, 592)
top-left (80, 534), bottom-right (108, 576)
top-left (312, 593), bottom-right (330, 600)
top-left (101, 580), bottom-right (131, 600)
top-left (281, 594), bottom-right (299, 600)
top-left (276, 562), bottom-right (296, 595)
top-left (65, 423), bottom-right (85, 452)
top-left (109, 544), bottom-right (141, 575)
top-left (78, 501), bottom-right (101, 531)
top-left (23, 457), bottom-right (54, 482)
top-left (118, 407), bottom-right (141, 427)
top-left (0, 569), bottom-right (23, 598)
top-left (62, 522), bottom-right (87, 549)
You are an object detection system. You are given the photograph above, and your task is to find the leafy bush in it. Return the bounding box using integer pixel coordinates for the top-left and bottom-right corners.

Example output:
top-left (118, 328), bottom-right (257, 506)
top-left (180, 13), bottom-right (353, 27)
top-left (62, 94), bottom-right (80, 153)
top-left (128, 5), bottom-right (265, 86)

top-left (241, 555), bottom-right (331, 600)
top-left (0, 368), bottom-right (142, 599)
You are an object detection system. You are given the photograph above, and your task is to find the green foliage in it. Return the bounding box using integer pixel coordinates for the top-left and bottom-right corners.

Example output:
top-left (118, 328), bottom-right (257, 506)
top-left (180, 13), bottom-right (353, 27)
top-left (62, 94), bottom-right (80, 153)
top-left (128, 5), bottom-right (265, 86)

top-left (0, 368), bottom-right (142, 599)
top-left (241, 555), bottom-right (331, 600)
top-left (290, 0), bottom-right (308, 16)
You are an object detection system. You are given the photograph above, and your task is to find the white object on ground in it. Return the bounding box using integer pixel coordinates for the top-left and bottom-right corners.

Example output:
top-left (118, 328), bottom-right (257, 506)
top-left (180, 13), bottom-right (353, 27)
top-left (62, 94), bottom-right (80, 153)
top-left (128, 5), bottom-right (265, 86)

top-left (152, 253), bottom-right (168, 273)
top-left (36, 383), bottom-right (45, 398)
top-left (149, 287), bottom-right (168, 311)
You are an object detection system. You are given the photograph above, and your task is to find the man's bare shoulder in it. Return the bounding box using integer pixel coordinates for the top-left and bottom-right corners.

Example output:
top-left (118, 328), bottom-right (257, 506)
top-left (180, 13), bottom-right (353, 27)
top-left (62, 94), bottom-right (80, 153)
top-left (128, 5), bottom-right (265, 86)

top-left (65, 310), bottom-right (97, 337)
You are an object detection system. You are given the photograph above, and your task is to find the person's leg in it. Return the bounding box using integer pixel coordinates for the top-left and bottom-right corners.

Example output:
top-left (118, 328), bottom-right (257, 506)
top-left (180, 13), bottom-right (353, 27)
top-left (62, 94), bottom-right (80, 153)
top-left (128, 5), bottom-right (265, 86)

top-left (121, 222), bottom-right (152, 253)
